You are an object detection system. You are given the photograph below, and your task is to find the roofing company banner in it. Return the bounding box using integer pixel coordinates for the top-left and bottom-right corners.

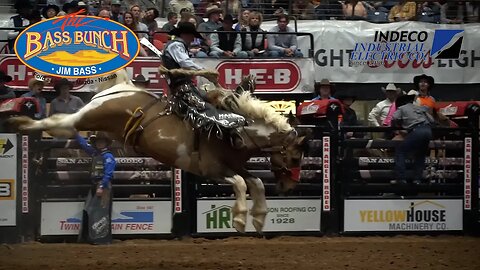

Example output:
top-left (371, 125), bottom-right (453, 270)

top-left (0, 134), bottom-right (17, 226)
top-left (295, 21), bottom-right (480, 84)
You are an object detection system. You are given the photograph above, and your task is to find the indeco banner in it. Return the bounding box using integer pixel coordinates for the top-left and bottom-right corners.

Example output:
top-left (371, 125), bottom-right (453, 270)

top-left (344, 199), bottom-right (463, 232)
top-left (197, 199), bottom-right (321, 233)
top-left (41, 201), bottom-right (172, 235)
top-left (0, 134), bottom-right (17, 226)
top-left (298, 21), bottom-right (480, 84)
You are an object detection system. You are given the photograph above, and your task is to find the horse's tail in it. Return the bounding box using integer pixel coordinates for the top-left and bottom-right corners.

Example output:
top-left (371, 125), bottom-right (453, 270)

top-left (96, 69), bottom-right (133, 92)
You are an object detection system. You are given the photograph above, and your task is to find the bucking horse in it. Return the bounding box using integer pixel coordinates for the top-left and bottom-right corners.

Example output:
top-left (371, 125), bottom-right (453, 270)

top-left (7, 68), bottom-right (307, 233)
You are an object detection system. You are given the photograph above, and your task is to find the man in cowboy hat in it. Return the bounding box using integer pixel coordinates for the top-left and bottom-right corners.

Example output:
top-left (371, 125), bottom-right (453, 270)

top-left (368, 83), bottom-right (401, 127)
top-left (0, 71), bottom-right (15, 101)
top-left (75, 131), bottom-right (116, 245)
top-left (50, 78), bottom-right (85, 116)
top-left (312, 79), bottom-right (335, 100)
top-left (412, 74), bottom-right (436, 112)
top-left (22, 77), bottom-right (47, 119)
top-left (163, 22), bottom-right (247, 148)
top-left (337, 93), bottom-right (363, 138)
top-left (131, 74), bottom-right (150, 89)
top-left (391, 91), bottom-right (434, 185)
top-left (198, 5), bottom-right (223, 39)
top-left (209, 14), bottom-right (245, 58)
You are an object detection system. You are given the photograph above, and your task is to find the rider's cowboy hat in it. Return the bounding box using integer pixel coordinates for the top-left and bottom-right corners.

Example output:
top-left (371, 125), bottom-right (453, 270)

top-left (42, 4), bottom-right (60, 18)
top-left (28, 77), bottom-right (44, 89)
top-left (413, 74), bottom-right (434, 90)
top-left (0, 71), bottom-right (12, 82)
top-left (131, 74), bottom-right (150, 84)
top-left (204, 5), bottom-right (223, 18)
top-left (381, 83), bottom-right (401, 93)
top-left (54, 78), bottom-right (73, 92)
top-left (89, 132), bottom-right (113, 147)
top-left (169, 22), bottom-right (203, 39)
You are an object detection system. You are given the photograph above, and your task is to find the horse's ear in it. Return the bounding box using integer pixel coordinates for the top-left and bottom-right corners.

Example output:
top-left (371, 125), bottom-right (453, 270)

top-left (287, 111), bottom-right (298, 127)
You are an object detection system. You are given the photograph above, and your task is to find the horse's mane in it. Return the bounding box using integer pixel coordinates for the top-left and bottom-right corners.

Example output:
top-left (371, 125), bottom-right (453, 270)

top-left (228, 92), bottom-right (293, 133)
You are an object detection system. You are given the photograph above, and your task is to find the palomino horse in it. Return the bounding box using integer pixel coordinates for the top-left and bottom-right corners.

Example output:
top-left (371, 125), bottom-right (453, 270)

top-left (8, 69), bottom-right (306, 233)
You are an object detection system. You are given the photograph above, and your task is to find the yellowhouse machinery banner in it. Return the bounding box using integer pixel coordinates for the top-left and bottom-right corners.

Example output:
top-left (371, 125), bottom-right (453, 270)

top-left (344, 199), bottom-right (463, 232)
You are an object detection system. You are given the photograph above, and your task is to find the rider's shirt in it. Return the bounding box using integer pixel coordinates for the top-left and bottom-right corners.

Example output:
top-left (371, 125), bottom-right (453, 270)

top-left (163, 38), bottom-right (205, 88)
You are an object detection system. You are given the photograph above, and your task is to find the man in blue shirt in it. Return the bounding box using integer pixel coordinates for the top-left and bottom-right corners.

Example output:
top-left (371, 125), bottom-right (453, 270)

top-left (76, 132), bottom-right (116, 245)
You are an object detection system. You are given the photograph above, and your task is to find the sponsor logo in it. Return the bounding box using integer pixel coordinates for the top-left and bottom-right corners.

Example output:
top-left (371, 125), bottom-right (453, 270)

top-left (263, 100), bottom-right (296, 115)
top-left (0, 138), bottom-right (14, 158)
top-left (216, 60), bottom-right (301, 92)
top-left (174, 169), bottom-right (182, 213)
top-left (0, 180), bottom-right (15, 200)
top-left (359, 200), bottom-right (450, 231)
top-left (60, 210), bottom-right (155, 231)
top-left (202, 204), bottom-right (233, 229)
top-left (14, 12), bottom-right (140, 78)
top-left (431, 30), bottom-right (464, 59)
top-left (322, 137), bottom-right (330, 212)
top-left (464, 138), bottom-right (472, 210)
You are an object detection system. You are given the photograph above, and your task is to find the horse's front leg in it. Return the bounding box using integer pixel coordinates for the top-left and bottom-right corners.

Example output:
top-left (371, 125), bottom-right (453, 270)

top-left (221, 174), bottom-right (248, 233)
top-left (240, 170), bottom-right (267, 233)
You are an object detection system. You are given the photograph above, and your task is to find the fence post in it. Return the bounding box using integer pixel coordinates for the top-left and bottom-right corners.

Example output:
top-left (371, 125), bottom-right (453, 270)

top-left (171, 169), bottom-right (195, 238)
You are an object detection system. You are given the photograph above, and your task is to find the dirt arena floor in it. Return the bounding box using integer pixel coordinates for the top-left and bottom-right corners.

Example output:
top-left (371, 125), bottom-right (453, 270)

top-left (1, 236), bottom-right (479, 270)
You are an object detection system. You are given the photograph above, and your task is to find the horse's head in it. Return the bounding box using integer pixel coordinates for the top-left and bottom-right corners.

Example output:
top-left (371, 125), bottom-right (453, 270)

top-left (270, 129), bottom-right (308, 195)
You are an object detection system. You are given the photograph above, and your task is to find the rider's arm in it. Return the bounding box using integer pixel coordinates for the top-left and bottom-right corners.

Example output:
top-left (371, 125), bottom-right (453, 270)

top-left (167, 42), bottom-right (204, 70)
top-left (99, 152), bottom-right (116, 189)
top-left (75, 134), bottom-right (97, 156)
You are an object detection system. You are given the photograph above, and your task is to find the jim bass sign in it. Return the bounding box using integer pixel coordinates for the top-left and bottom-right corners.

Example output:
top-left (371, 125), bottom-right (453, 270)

top-left (14, 12), bottom-right (140, 78)
top-left (197, 199), bottom-right (321, 233)
top-left (344, 199), bottom-right (463, 232)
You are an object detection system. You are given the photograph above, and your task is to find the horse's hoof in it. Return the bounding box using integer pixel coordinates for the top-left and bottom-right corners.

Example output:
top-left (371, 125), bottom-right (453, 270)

top-left (233, 218), bottom-right (246, 233)
top-left (252, 218), bottom-right (265, 234)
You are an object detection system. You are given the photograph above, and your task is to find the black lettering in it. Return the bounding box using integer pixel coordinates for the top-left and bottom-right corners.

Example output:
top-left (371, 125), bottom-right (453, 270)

top-left (408, 31), bottom-right (417, 42)
top-left (440, 210), bottom-right (446, 222)
top-left (331, 49), bottom-right (344, 67)
top-left (415, 210), bottom-right (423, 222)
top-left (471, 50), bottom-right (480, 67)
top-left (315, 49), bottom-right (327, 66)
top-left (379, 31), bottom-right (388, 42)
top-left (423, 211), bottom-right (431, 222)
top-left (400, 31), bottom-right (408, 42)
top-left (437, 59), bottom-right (447, 67)
top-left (431, 210), bottom-right (439, 222)
top-left (390, 31), bottom-right (399, 42)
top-left (418, 31), bottom-right (428, 42)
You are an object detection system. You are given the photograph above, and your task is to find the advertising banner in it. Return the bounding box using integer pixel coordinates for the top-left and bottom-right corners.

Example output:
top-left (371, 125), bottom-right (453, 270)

top-left (40, 201), bottom-right (172, 235)
top-left (0, 134), bottom-right (16, 226)
top-left (298, 21), bottom-right (480, 84)
top-left (344, 199), bottom-right (463, 232)
top-left (197, 199), bottom-right (321, 233)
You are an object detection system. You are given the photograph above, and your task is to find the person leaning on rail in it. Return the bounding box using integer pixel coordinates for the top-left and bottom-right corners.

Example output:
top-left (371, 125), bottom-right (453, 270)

top-left (76, 131), bottom-right (116, 245)
top-left (391, 92), bottom-right (434, 185)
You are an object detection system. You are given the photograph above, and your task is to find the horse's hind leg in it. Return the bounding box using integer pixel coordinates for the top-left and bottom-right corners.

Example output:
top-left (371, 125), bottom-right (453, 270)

top-left (241, 171), bottom-right (267, 233)
top-left (220, 174), bottom-right (248, 233)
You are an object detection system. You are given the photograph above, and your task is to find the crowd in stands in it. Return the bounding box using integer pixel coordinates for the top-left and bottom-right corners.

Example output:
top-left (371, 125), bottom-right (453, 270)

top-left (5, 0), bottom-right (480, 56)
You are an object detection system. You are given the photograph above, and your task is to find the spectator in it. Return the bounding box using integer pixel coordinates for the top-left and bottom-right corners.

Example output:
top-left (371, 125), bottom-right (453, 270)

top-left (0, 71), bottom-right (15, 101)
top-left (49, 78), bottom-right (85, 116)
top-left (267, 14), bottom-right (303, 58)
top-left (110, 0), bottom-right (123, 22)
top-left (168, 0), bottom-right (194, 16)
top-left (292, 0), bottom-right (316, 20)
top-left (342, 0), bottom-right (368, 19)
top-left (97, 8), bottom-right (111, 18)
top-left (209, 14), bottom-right (245, 58)
top-left (132, 74), bottom-right (150, 89)
top-left (77, 1), bottom-right (90, 15)
top-left (162, 12), bottom-right (179, 32)
top-left (123, 12), bottom-right (149, 56)
top-left (8, 0), bottom-right (32, 54)
top-left (131, 5), bottom-right (149, 39)
top-left (198, 5), bottom-right (223, 39)
top-left (438, 0), bottom-right (464, 24)
top-left (62, 1), bottom-right (79, 14)
top-left (22, 78), bottom-right (47, 119)
top-left (337, 94), bottom-right (362, 138)
top-left (388, 0), bottom-right (416, 22)
top-left (368, 83), bottom-right (400, 127)
top-left (42, 4), bottom-right (60, 19)
top-left (392, 93), bottom-right (434, 185)
top-left (235, 9), bottom-right (250, 31)
top-left (197, 0), bottom-right (222, 17)
top-left (184, 16), bottom-right (209, 57)
top-left (47, 0), bottom-right (72, 10)
top-left (29, 10), bottom-right (42, 25)
top-left (143, 7), bottom-right (160, 35)
top-left (221, 0), bottom-right (242, 18)
top-left (239, 11), bottom-right (266, 57)
top-left (312, 79), bottom-right (335, 100)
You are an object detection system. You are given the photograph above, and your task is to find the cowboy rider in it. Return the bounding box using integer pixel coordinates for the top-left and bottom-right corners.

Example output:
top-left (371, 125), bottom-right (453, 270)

top-left (162, 21), bottom-right (246, 148)
top-left (75, 132), bottom-right (116, 245)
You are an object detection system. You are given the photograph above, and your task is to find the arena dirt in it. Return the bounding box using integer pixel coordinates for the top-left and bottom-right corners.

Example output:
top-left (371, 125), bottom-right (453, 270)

top-left (0, 236), bottom-right (479, 270)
